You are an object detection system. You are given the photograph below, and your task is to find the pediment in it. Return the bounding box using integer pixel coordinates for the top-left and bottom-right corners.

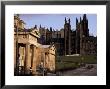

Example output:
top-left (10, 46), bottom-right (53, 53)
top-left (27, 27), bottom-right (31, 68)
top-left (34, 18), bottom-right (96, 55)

top-left (30, 29), bottom-right (40, 37)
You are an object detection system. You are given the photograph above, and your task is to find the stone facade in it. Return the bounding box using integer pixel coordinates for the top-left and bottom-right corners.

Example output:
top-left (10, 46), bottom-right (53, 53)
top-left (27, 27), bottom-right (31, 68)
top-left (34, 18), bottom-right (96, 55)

top-left (40, 44), bottom-right (56, 72)
top-left (14, 15), bottom-right (56, 75)
top-left (38, 14), bottom-right (97, 56)
top-left (14, 30), bottom-right (41, 75)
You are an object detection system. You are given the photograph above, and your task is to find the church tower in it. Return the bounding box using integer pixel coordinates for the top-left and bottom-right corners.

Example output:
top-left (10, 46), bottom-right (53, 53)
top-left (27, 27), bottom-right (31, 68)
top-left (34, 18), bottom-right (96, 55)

top-left (76, 17), bottom-right (80, 54)
top-left (64, 17), bottom-right (71, 55)
top-left (80, 14), bottom-right (89, 55)
top-left (76, 18), bottom-right (79, 54)
top-left (75, 14), bottom-right (89, 55)
top-left (80, 17), bottom-right (84, 55)
top-left (82, 14), bottom-right (89, 37)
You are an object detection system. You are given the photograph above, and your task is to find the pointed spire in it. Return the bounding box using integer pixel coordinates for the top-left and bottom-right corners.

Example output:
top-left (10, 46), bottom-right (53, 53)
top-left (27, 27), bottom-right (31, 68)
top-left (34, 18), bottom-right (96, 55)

top-left (76, 18), bottom-right (78, 25)
top-left (50, 27), bottom-right (52, 32)
top-left (83, 14), bottom-right (87, 20)
top-left (40, 24), bottom-right (41, 28)
top-left (65, 17), bottom-right (67, 24)
top-left (68, 18), bottom-right (70, 24)
top-left (80, 17), bottom-right (82, 22)
top-left (34, 25), bottom-right (37, 29)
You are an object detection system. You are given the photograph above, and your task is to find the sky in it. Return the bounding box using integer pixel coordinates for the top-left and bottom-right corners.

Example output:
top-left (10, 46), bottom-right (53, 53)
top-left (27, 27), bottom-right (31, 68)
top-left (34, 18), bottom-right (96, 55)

top-left (19, 14), bottom-right (97, 37)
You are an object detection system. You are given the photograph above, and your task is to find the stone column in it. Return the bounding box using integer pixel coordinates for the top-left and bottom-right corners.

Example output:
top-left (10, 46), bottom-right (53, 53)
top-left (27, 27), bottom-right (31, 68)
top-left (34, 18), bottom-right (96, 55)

top-left (14, 40), bottom-right (16, 71)
top-left (32, 45), bottom-right (37, 75)
top-left (24, 43), bottom-right (30, 75)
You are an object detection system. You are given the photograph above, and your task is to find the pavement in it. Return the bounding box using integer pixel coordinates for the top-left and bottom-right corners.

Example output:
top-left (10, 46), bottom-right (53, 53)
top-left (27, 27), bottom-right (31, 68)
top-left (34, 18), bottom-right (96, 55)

top-left (57, 64), bottom-right (97, 76)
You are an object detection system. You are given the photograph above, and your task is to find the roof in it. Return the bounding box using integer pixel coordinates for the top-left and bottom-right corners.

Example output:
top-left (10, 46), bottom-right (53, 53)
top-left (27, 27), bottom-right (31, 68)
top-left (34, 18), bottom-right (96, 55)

top-left (41, 45), bottom-right (50, 48)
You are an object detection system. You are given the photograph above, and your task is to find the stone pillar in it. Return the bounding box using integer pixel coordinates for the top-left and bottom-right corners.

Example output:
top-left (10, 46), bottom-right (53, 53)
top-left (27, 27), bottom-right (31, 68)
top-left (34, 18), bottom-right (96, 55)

top-left (24, 43), bottom-right (31, 75)
top-left (32, 45), bottom-right (37, 75)
top-left (14, 40), bottom-right (16, 71)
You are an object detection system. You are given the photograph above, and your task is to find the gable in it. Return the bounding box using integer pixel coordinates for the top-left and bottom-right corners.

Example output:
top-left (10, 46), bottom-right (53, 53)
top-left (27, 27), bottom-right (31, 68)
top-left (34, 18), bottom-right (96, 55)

top-left (30, 29), bottom-right (40, 38)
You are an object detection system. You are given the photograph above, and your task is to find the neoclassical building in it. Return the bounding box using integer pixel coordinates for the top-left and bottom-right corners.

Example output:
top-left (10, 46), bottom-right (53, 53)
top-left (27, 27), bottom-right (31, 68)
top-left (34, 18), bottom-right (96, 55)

top-left (14, 15), bottom-right (56, 75)
top-left (39, 44), bottom-right (56, 72)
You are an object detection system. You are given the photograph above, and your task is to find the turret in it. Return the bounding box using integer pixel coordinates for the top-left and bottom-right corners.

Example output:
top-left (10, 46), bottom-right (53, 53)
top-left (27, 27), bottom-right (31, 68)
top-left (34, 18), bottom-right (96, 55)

top-left (40, 24), bottom-right (41, 28)
top-left (80, 17), bottom-right (82, 23)
top-left (65, 17), bottom-right (67, 24)
top-left (50, 27), bottom-right (52, 32)
top-left (76, 18), bottom-right (78, 26)
top-left (34, 25), bottom-right (37, 29)
top-left (83, 14), bottom-right (87, 21)
top-left (68, 18), bottom-right (70, 24)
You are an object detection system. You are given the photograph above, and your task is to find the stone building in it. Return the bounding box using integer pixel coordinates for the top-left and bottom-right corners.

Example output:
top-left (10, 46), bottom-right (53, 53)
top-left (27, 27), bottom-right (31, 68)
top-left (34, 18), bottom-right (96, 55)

top-left (40, 44), bottom-right (56, 72)
top-left (14, 15), bottom-right (56, 76)
top-left (39, 14), bottom-right (97, 56)
top-left (64, 18), bottom-right (71, 55)
top-left (74, 14), bottom-right (97, 55)
top-left (14, 27), bottom-right (41, 75)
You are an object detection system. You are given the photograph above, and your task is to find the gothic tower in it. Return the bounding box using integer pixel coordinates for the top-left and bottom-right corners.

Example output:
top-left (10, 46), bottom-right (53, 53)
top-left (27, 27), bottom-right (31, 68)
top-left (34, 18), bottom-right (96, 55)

top-left (76, 18), bottom-right (80, 54)
top-left (80, 14), bottom-right (89, 55)
top-left (76, 14), bottom-right (89, 55)
top-left (82, 14), bottom-right (89, 37)
top-left (64, 17), bottom-right (71, 55)
top-left (80, 17), bottom-right (84, 55)
top-left (76, 18), bottom-right (79, 54)
top-left (50, 27), bottom-right (53, 43)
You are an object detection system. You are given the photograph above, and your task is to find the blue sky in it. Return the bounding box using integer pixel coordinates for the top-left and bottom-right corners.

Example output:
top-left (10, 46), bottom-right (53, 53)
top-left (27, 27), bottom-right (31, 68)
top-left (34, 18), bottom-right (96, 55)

top-left (19, 14), bottom-right (97, 36)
